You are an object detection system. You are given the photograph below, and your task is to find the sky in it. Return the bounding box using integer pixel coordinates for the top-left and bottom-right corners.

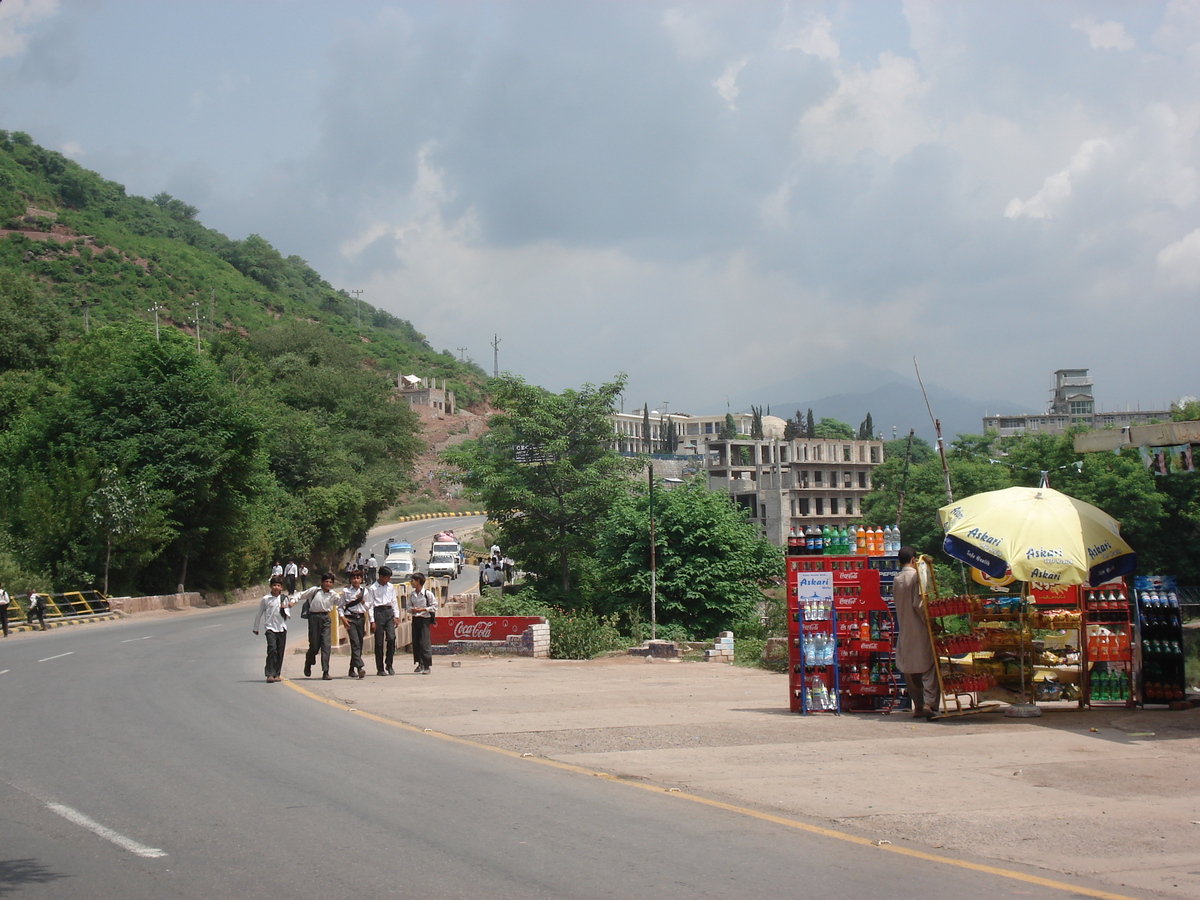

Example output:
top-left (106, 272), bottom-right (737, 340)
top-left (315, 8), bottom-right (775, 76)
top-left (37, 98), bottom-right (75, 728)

top-left (2, 0), bottom-right (1198, 417)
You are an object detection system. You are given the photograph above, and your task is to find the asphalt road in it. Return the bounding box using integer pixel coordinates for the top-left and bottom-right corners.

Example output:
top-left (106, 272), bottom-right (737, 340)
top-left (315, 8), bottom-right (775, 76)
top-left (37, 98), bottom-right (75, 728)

top-left (0, 518), bottom-right (1119, 898)
top-left (2, 605), bottom-right (1126, 900)
top-left (358, 514), bottom-right (486, 592)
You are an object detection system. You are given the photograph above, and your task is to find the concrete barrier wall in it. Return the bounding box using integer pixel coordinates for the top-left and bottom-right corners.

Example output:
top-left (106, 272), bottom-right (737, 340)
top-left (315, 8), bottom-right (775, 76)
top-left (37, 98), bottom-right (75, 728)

top-left (107, 592), bottom-right (212, 614)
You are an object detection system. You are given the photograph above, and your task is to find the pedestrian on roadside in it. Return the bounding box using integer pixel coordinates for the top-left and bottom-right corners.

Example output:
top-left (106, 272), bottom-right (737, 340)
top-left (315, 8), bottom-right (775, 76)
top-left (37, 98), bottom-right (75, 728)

top-left (0, 582), bottom-right (10, 637)
top-left (365, 553), bottom-right (378, 585)
top-left (271, 560), bottom-right (284, 579)
top-left (252, 576), bottom-right (295, 683)
top-left (339, 570), bottom-right (368, 679)
top-left (408, 573), bottom-right (438, 675)
top-left (894, 546), bottom-right (939, 719)
top-left (365, 566), bottom-right (400, 676)
top-left (296, 573), bottom-right (339, 680)
top-left (283, 559), bottom-right (299, 593)
top-left (299, 564), bottom-right (309, 591)
top-left (502, 556), bottom-right (514, 584)
top-left (26, 589), bottom-right (47, 631)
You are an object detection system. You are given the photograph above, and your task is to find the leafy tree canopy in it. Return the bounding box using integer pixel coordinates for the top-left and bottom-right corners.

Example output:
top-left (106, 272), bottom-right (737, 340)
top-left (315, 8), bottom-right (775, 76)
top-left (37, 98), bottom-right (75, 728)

top-left (442, 374), bottom-right (638, 601)
top-left (595, 478), bottom-right (782, 638)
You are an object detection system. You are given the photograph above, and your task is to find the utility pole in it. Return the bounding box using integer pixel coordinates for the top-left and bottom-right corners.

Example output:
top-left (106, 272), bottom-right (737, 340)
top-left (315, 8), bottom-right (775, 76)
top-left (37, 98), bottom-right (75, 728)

top-left (491, 334), bottom-right (500, 378)
top-left (649, 463), bottom-right (657, 642)
top-left (457, 347), bottom-right (468, 363)
top-left (351, 289), bottom-right (363, 329)
top-left (72, 298), bottom-right (100, 333)
top-left (191, 298), bottom-right (201, 352)
top-left (148, 303), bottom-right (163, 342)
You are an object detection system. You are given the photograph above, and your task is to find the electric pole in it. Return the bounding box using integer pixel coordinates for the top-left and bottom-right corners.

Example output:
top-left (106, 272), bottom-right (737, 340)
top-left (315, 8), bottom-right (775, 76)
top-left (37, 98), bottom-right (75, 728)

top-left (457, 347), bottom-right (468, 362)
top-left (351, 289), bottom-right (363, 328)
top-left (191, 298), bottom-right (201, 352)
top-left (72, 298), bottom-right (100, 333)
top-left (148, 303), bottom-right (163, 342)
top-left (491, 334), bottom-right (500, 378)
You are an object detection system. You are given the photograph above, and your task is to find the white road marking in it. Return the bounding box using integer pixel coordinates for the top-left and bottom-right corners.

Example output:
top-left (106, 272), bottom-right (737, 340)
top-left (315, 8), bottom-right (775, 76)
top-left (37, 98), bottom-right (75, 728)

top-left (46, 802), bottom-right (167, 858)
top-left (0, 669), bottom-right (9, 675)
top-left (198, 623), bottom-right (223, 629)
top-left (121, 636), bottom-right (152, 643)
top-left (38, 652), bottom-right (74, 662)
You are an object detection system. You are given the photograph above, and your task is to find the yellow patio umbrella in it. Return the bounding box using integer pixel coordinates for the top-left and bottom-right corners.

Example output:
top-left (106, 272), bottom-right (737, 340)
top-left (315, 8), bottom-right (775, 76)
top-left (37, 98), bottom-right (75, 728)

top-left (937, 486), bottom-right (1136, 586)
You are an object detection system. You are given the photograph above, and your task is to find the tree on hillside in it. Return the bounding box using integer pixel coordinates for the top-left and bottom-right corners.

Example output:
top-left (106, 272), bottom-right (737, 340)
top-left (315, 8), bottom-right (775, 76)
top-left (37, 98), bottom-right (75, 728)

top-left (858, 412), bottom-right (874, 440)
top-left (0, 325), bottom-right (269, 591)
top-left (595, 478), bottom-right (781, 638)
top-left (750, 405), bottom-right (764, 440)
top-left (805, 409), bottom-right (815, 439)
top-left (441, 374), bottom-right (637, 601)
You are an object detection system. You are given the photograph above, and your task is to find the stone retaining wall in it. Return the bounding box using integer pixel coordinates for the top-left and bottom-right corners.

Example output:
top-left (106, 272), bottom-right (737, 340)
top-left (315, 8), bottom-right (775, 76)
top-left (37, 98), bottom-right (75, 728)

top-left (106, 592), bottom-right (215, 614)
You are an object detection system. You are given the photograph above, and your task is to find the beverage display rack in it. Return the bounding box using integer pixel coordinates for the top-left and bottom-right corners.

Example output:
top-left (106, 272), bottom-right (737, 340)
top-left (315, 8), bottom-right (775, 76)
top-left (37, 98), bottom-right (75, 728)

top-left (1081, 586), bottom-right (1133, 707)
top-left (1133, 576), bottom-right (1186, 705)
top-left (787, 552), bottom-right (899, 714)
top-left (919, 560), bottom-right (1002, 718)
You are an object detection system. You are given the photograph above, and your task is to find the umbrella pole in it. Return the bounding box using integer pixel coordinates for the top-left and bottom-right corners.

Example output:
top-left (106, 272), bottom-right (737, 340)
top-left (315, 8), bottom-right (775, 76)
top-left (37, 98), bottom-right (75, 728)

top-left (1005, 582), bottom-right (1042, 718)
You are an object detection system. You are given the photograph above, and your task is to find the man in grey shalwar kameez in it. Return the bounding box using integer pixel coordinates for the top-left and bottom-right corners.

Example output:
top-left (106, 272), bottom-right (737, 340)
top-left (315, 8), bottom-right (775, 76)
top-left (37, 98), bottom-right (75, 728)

top-left (894, 546), bottom-right (939, 719)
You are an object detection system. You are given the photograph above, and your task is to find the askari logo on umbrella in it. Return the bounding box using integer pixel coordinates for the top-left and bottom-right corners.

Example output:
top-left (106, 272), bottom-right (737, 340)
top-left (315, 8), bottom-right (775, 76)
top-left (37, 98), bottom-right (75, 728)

top-left (1024, 547), bottom-right (1073, 565)
top-left (966, 527), bottom-right (1002, 546)
top-left (1087, 541), bottom-right (1113, 559)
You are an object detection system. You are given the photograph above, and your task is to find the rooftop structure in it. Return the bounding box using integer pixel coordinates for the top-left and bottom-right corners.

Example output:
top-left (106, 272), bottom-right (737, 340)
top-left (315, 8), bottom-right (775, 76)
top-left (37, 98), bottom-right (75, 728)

top-left (983, 368), bottom-right (1170, 437)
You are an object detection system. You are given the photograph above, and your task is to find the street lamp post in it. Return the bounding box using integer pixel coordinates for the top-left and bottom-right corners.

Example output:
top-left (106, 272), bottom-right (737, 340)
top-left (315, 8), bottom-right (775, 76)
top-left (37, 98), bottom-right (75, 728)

top-left (649, 463), bottom-right (657, 641)
top-left (648, 465), bottom-right (684, 643)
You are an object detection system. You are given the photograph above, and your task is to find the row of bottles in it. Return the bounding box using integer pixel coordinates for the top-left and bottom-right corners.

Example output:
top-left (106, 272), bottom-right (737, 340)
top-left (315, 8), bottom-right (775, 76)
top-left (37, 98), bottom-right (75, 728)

top-left (1142, 663), bottom-right (1185, 702)
top-left (1143, 639), bottom-right (1185, 657)
top-left (1084, 589), bottom-right (1128, 611)
top-left (789, 524), bottom-right (902, 557)
top-left (836, 610), bottom-right (892, 642)
top-left (797, 597), bottom-right (833, 622)
top-left (1142, 608), bottom-right (1183, 631)
top-left (1090, 669), bottom-right (1130, 702)
top-left (842, 663), bottom-right (890, 684)
top-left (802, 675), bottom-right (837, 711)
top-left (1139, 589), bottom-right (1180, 609)
top-left (800, 633), bottom-right (836, 666)
top-left (1086, 629), bottom-right (1130, 661)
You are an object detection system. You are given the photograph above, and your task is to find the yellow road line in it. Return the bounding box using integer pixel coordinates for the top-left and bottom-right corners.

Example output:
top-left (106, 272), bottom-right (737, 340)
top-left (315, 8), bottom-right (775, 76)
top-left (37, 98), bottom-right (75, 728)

top-left (282, 678), bottom-right (1141, 900)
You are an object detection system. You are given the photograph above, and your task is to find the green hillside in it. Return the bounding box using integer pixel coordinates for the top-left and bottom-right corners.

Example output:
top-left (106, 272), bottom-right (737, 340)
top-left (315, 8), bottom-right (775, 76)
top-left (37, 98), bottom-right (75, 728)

top-left (0, 130), bottom-right (487, 596)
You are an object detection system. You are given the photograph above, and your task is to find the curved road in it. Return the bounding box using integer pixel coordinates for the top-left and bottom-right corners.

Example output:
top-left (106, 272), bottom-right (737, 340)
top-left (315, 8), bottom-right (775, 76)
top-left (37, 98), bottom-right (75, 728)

top-left (0, 518), bottom-right (1127, 898)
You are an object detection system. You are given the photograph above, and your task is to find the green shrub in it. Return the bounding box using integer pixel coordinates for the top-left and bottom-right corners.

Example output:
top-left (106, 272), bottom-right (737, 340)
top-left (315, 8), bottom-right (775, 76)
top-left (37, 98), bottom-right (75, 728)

top-left (652, 622), bottom-right (692, 643)
top-left (476, 585), bottom-right (549, 617)
top-left (547, 611), bottom-right (627, 659)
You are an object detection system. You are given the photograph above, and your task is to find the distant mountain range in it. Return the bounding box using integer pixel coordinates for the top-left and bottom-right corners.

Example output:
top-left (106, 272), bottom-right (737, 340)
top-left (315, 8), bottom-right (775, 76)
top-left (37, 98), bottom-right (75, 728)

top-left (729, 367), bottom-right (1037, 443)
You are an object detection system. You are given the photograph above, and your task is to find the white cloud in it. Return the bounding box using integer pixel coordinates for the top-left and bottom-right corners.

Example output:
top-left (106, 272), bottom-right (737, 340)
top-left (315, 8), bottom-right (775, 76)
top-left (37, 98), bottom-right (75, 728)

top-left (1073, 17), bottom-right (1136, 51)
top-left (713, 57), bottom-right (748, 110)
top-left (781, 14), bottom-right (839, 61)
top-left (796, 52), bottom-right (935, 161)
top-left (60, 140), bottom-right (82, 158)
top-left (1004, 138), bottom-right (1112, 219)
top-left (0, 0), bottom-right (59, 59)
top-left (1157, 227), bottom-right (1200, 286)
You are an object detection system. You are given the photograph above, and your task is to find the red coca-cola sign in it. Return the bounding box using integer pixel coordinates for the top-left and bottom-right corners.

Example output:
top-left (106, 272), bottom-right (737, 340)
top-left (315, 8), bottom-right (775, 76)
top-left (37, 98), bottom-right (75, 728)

top-left (428, 616), bottom-right (543, 645)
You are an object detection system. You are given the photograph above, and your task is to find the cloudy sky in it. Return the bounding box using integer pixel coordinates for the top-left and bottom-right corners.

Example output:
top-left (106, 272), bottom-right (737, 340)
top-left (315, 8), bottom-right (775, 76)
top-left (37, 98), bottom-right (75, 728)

top-left (2, 0), bottom-right (1198, 416)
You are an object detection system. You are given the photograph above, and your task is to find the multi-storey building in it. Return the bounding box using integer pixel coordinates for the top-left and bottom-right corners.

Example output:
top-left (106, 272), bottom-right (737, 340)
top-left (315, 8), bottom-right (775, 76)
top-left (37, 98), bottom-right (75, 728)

top-left (982, 368), bottom-right (1171, 437)
top-left (706, 437), bottom-right (884, 547)
top-left (611, 410), bottom-right (785, 455)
